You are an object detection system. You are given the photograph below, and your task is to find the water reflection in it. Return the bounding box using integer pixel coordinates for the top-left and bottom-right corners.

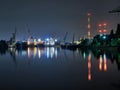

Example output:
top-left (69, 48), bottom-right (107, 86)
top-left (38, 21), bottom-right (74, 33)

top-left (78, 48), bottom-right (120, 81)
top-left (0, 47), bottom-right (120, 71)
top-left (88, 52), bottom-right (91, 81)
top-left (99, 55), bottom-right (103, 71)
top-left (27, 47), bottom-right (38, 59)
top-left (98, 54), bottom-right (108, 71)
top-left (26, 47), bottom-right (59, 59)
top-left (8, 48), bottom-right (17, 65)
top-left (81, 51), bottom-right (109, 81)
top-left (46, 47), bottom-right (57, 59)
top-left (0, 47), bottom-right (7, 55)
top-left (91, 48), bottom-right (120, 71)
top-left (103, 54), bottom-right (107, 71)
top-left (0, 47), bottom-right (120, 81)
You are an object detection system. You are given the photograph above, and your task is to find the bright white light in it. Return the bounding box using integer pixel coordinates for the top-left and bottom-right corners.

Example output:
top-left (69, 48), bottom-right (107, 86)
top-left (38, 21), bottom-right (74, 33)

top-left (103, 36), bottom-right (106, 39)
top-left (46, 38), bottom-right (49, 41)
top-left (38, 38), bottom-right (41, 42)
top-left (55, 39), bottom-right (58, 42)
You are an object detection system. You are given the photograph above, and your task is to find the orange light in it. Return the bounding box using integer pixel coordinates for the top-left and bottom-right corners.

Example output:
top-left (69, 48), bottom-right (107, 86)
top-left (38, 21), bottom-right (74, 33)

top-left (103, 23), bottom-right (107, 26)
top-left (99, 55), bottom-right (102, 71)
top-left (98, 24), bottom-right (102, 27)
top-left (88, 24), bottom-right (91, 28)
top-left (99, 30), bottom-right (102, 33)
top-left (87, 13), bottom-right (91, 16)
top-left (104, 64), bottom-right (107, 71)
top-left (88, 73), bottom-right (91, 81)
top-left (88, 62), bottom-right (91, 68)
top-left (103, 29), bottom-right (107, 33)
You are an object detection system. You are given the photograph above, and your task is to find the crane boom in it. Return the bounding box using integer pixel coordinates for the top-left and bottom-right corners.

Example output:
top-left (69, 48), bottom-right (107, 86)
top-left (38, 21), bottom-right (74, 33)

top-left (63, 32), bottom-right (68, 43)
top-left (109, 6), bottom-right (120, 13)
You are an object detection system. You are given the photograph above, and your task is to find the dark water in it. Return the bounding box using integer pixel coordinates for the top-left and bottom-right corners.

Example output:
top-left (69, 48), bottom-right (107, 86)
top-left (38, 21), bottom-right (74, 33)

top-left (0, 47), bottom-right (120, 90)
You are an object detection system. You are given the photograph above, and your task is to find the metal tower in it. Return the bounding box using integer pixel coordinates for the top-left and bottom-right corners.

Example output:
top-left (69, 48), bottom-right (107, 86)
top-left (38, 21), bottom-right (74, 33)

top-left (87, 13), bottom-right (91, 39)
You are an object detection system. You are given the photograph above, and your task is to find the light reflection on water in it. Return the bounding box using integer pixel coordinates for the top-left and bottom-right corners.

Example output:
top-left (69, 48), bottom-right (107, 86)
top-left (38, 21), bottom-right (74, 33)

top-left (98, 54), bottom-right (108, 72)
top-left (13, 47), bottom-right (58, 60)
top-left (7, 47), bottom-right (120, 79)
top-left (88, 52), bottom-right (91, 81)
top-left (22, 47), bottom-right (58, 59)
top-left (0, 47), bottom-right (120, 89)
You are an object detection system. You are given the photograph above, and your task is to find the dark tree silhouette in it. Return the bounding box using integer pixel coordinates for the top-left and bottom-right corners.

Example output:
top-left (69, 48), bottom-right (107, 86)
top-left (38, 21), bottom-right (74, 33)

top-left (116, 24), bottom-right (120, 37)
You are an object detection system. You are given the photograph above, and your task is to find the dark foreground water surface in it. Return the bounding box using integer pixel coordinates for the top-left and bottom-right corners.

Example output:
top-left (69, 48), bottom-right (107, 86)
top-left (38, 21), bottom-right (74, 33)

top-left (0, 47), bottom-right (120, 90)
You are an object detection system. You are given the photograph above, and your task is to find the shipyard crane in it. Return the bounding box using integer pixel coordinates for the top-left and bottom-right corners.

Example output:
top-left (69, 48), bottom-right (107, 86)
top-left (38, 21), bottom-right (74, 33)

top-left (25, 25), bottom-right (37, 46)
top-left (109, 6), bottom-right (120, 13)
top-left (8, 27), bottom-right (17, 48)
top-left (25, 24), bottom-right (33, 40)
top-left (72, 33), bottom-right (75, 44)
top-left (63, 32), bottom-right (68, 43)
top-left (27, 29), bottom-right (33, 39)
top-left (12, 27), bottom-right (17, 42)
top-left (26, 28), bottom-right (34, 45)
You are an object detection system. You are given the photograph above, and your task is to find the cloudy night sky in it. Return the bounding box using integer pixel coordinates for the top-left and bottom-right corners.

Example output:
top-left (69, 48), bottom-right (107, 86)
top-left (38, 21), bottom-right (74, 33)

top-left (0, 0), bottom-right (120, 41)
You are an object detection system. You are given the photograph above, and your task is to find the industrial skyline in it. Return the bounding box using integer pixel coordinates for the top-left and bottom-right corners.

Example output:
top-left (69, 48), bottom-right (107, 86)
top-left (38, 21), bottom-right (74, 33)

top-left (0, 0), bottom-right (120, 41)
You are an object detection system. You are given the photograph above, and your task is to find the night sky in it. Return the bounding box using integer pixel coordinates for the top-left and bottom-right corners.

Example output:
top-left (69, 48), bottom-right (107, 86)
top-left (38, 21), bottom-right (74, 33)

top-left (0, 0), bottom-right (120, 41)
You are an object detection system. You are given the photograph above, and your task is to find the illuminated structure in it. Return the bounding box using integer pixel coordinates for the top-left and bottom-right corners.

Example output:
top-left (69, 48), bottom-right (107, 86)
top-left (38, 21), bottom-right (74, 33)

top-left (98, 24), bottom-right (102, 34)
top-left (87, 13), bottom-right (91, 39)
top-left (45, 37), bottom-right (57, 46)
top-left (103, 23), bottom-right (107, 34)
top-left (98, 23), bottom-right (107, 34)
top-left (37, 38), bottom-right (45, 47)
top-left (27, 29), bottom-right (38, 47)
